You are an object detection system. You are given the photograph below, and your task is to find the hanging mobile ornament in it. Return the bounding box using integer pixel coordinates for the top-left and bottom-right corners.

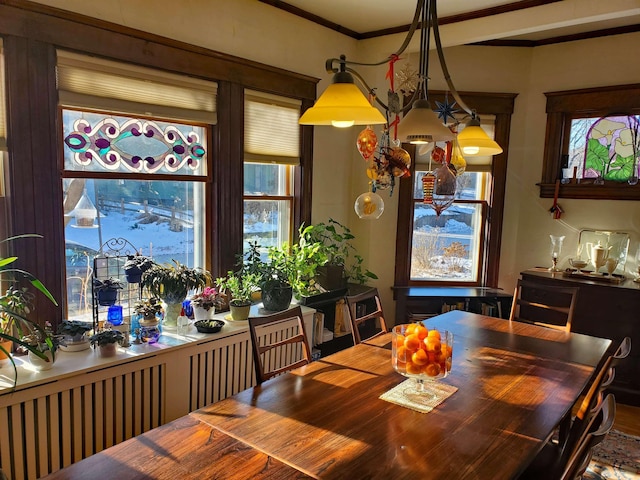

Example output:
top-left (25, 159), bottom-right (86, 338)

top-left (430, 142), bottom-right (457, 216)
top-left (422, 173), bottom-right (436, 204)
top-left (354, 182), bottom-right (385, 220)
top-left (357, 126), bottom-right (378, 161)
top-left (450, 134), bottom-right (467, 176)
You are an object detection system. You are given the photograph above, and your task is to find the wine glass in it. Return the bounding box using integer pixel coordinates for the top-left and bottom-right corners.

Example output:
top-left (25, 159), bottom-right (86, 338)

top-left (549, 235), bottom-right (565, 272)
top-left (392, 324), bottom-right (453, 405)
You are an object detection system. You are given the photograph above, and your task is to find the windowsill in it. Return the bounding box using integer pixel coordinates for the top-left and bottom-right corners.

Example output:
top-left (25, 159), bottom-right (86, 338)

top-left (538, 182), bottom-right (640, 200)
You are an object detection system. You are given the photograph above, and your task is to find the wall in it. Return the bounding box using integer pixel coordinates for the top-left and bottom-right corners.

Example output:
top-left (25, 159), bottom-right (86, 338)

top-left (27, 0), bottom-right (640, 323)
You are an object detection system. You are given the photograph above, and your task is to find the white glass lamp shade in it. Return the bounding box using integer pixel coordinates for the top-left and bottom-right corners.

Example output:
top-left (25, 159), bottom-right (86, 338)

top-left (397, 99), bottom-right (454, 144)
top-left (354, 191), bottom-right (384, 219)
top-left (457, 118), bottom-right (503, 156)
top-left (299, 73), bottom-right (386, 128)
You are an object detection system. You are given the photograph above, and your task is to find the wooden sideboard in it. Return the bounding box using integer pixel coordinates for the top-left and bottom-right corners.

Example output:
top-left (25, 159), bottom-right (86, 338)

top-left (520, 269), bottom-right (640, 406)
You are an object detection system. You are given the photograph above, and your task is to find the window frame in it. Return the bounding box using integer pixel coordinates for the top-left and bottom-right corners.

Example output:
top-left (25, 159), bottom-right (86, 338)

top-left (540, 83), bottom-right (640, 200)
top-left (395, 91), bottom-right (516, 288)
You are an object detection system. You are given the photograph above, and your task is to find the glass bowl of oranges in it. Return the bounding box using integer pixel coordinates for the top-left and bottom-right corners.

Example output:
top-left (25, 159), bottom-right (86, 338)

top-left (392, 323), bottom-right (453, 403)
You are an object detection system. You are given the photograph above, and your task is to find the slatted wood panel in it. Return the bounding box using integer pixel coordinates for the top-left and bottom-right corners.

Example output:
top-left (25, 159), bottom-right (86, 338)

top-left (253, 317), bottom-right (308, 381)
top-left (0, 359), bottom-right (164, 480)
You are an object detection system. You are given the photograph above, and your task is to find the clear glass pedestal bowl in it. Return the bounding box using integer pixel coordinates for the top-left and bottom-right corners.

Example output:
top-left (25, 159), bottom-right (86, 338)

top-left (392, 324), bottom-right (453, 405)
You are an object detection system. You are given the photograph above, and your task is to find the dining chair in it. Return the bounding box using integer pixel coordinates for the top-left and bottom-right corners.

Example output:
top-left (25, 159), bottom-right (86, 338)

top-left (248, 306), bottom-right (312, 384)
top-left (559, 393), bottom-right (616, 480)
top-left (345, 288), bottom-right (388, 345)
top-left (521, 393), bottom-right (616, 480)
top-left (509, 279), bottom-right (579, 332)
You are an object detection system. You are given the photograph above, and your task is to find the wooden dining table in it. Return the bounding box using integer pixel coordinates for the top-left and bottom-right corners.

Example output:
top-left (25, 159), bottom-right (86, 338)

top-left (190, 310), bottom-right (612, 479)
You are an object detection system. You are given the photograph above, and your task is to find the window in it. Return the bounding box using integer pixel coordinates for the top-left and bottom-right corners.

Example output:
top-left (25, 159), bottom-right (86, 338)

top-left (395, 91), bottom-right (515, 287)
top-left (58, 51), bottom-right (216, 320)
top-left (409, 134), bottom-right (491, 283)
top-left (541, 83), bottom-right (640, 200)
top-left (243, 90), bottom-right (301, 254)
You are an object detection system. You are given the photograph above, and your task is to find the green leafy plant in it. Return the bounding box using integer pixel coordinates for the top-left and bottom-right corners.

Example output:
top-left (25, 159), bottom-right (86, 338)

top-left (57, 320), bottom-right (92, 339)
top-left (89, 329), bottom-right (124, 347)
top-left (92, 277), bottom-right (124, 291)
top-left (215, 271), bottom-right (261, 306)
top-left (299, 219), bottom-right (377, 285)
top-left (133, 297), bottom-right (163, 319)
top-left (141, 260), bottom-right (211, 304)
top-left (0, 234), bottom-right (59, 386)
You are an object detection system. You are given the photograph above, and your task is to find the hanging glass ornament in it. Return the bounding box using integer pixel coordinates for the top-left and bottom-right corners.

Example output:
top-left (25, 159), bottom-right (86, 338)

top-left (354, 186), bottom-right (384, 220)
top-left (431, 145), bottom-right (446, 164)
top-left (356, 126), bottom-right (378, 160)
top-left (422, 172), bottom-right (436, 204)
top-left (430, 160), bottom-right (457, 216)
top-left (388, 144), bottom-right (411, 178)
top-left (450, 137), bottom-right (467, 176)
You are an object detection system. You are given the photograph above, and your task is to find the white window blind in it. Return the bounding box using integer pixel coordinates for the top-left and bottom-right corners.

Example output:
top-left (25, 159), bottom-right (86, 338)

top-left (244, 90), bottom-right (301, 165)
top-left (57, 50), bottom-right (217, 124)
top-left (416, 115), bottom-right (496, 172)
top-left (0, 41), bottom-right (6, 151)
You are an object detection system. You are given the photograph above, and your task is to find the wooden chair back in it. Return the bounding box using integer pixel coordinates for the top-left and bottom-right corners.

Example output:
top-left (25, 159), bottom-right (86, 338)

top-left (509, 279), bottom-right (579, 332)
top-left (248, 306), bottom-right (312, 384)
top-left (345, 288), bottom-right (388, 345)
top-left (560, 393), bottom-right (616, 480)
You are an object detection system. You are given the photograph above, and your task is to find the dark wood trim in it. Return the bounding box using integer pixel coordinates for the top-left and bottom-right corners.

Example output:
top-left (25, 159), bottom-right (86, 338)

top-left (474, 24), bottom-right (640, 48)
top-left (4, 35), bottom-right (63, 322)
top-left (298, 99), bottom-right (315, 230)
top-left (212, 82), bottom-right (245, 279)
top-left (0, 1), bottom-right (318, 100)
top-left (258, 0), bottom-right (562, 41)
top-left (394, 91), bottom-right (516, 290)
top-left (540, 84), bottom-right (640, 200)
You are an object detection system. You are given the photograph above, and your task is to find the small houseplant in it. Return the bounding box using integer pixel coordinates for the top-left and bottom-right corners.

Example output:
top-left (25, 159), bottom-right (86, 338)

top-left (190, 286), bottom-right (223, 320)
top-left (141, 260), bottom-right (211, 329)
top-left (123, 254), bottom-right (155, 283)
top-left (57, 320), bottom-right (92, 351)
top-left (93, 277), bottom-right (123, 306)
top-left (134, 297), bottom-right (163, 324)
top-left (215, 271), bottom-right (261, 321)
top-left (89, 329), bottom-right (124, 357)
top-left (0, 235), bottom-right (59, 383)
top-left (20, 323), bottom-right (62, 370)
top-left (299, 219), bottom-right (377, 290)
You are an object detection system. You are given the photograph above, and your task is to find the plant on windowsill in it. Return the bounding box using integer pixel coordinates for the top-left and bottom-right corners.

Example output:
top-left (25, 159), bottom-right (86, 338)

top-left (215, 270), bottom-right (261, 321)
top-left (0, 234), bottom-right (59, 384)
top-left (190, 286), bottom-right (223, 320)
top-left (89, 329), bottom-right (124, 358)
top-left (57, 320), bottom-right (92, 351)
top-left (141, 260), bottom-right (211, 329)
top-left (299, 219), bottom-right (377, 291)
top-left (93, 277), bottom-right (123, 306)
top-left (123, 254), bottom-right (155, 283)
top-left (133, 297), bottom-right (163, 325)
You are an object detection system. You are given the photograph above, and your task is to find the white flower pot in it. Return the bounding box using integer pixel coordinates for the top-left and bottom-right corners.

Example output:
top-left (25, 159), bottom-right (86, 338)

top-left (28, 350), bottom-right (55, 371)
top-left (193, 305), bottom-right (214, 321)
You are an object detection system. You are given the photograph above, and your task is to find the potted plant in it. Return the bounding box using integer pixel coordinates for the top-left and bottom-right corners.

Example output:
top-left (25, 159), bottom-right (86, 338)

top-left (134, 297), bottom-right (163, 325)
top-left (141, 260), bottom-right (211, 329)
top-left (93, 277), bottom-right (123, 306)
top-left (90, 329), bottom-right (124, 357)
top-left (123, 254), bottom-right (155, 283)
top-left (215, 271), bottom-right (261, 321)
top-left (57, 320), bottom-right (92, 351)
top-left (20, 323), bottom-right (62, 370)
top-left (190, 286), bottom-right (223, 320)
top-left (299, 219), bottom-right (377, 290)
top-left (0, 235), bottom-right (59, 383)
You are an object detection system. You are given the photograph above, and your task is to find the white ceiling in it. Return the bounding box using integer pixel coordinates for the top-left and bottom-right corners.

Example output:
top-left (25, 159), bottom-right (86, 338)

top-left (264, 0), bottom-right (640, 44)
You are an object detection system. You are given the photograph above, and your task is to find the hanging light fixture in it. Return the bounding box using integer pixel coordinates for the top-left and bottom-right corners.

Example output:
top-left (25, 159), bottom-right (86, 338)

top-left (299, 0), bottom-right (503, 156)
top-left (70, 188), bottom-right (98, 228)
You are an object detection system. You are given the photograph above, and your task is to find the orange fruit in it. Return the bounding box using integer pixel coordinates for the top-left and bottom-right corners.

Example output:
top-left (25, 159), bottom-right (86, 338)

top-left (395, 334), bottom-right (406, 348)
top-left (411, 349), bottom-right (428, 366)
top-left (406, 361), bottom-right (422, 375)
top-left (415, 324), bottom-right (428, 340)
top-left (404, 334), bottom-right (421, 352)
top-left (396, 345), bottom-right (408, 362)
top-left (404, 324), bottom-right (417, 335)
top-left (427, 330), bottom-right (441, 341)
top-left (425, 338), bottom-right (442, 353)
top-left (425, 363), bottom-right (441, 377)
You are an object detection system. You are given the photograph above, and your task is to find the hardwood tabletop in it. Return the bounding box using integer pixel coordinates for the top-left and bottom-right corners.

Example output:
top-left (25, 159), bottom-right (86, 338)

top-left (191, 311), bottom-right (612, 480)
top-left (41, 415), bottom-right (312, 479)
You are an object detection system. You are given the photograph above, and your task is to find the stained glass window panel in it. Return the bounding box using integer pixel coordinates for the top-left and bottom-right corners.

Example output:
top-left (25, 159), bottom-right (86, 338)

top-left (62, 109), bottom-right (207, 175)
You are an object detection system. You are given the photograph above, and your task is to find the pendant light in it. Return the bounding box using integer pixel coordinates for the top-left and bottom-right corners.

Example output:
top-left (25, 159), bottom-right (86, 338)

top-left (299, 56), bottom-right (386, 128)
top-left (457, 115), bottom-right (503, 156)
